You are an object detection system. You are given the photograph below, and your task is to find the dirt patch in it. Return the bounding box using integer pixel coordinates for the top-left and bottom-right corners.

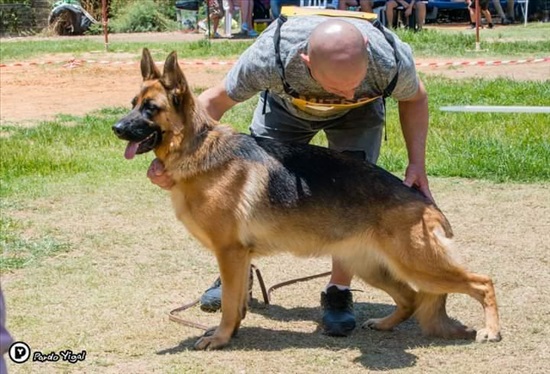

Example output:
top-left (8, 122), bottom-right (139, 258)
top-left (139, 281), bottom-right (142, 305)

top-left (0, 61), bottom-right (230, 124)
top-left (0, 41), bottom-right (548, 123)
top-left (2, 177), bottom-right (549, 373)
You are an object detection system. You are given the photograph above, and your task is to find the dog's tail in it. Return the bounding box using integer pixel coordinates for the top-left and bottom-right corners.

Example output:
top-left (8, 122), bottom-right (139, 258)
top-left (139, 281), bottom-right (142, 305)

top-left (435, 206), bottom-right (453, 239)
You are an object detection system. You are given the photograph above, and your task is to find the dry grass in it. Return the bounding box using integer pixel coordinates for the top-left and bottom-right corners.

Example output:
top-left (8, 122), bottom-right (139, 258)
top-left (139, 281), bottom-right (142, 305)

top-left (3, 176), bottom-right (549, 373)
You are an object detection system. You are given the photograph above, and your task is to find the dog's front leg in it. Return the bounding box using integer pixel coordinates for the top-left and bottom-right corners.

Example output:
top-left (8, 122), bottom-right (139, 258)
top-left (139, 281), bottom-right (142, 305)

top-left (194, 245), bottom-right (251, 350)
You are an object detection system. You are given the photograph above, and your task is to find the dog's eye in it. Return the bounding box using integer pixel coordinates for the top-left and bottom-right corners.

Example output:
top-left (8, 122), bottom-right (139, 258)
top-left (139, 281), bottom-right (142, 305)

top-left (143, 101), bottom-right (159, 114)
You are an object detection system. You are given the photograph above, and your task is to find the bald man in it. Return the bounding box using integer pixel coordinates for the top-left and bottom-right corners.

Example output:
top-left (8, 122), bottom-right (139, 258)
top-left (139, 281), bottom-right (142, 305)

top-left (148, 16), bottom-right (432, 337)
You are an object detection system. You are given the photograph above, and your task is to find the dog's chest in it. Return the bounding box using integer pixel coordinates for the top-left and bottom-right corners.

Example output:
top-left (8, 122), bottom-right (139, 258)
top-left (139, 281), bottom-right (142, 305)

top-left (169, 188), bottom-right (217, 250)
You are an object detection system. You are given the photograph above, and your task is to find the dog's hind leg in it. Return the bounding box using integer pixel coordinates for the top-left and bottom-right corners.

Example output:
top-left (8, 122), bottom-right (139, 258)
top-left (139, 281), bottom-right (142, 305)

top-left (412, 273), bottom-right (500, 342)
top-left (461, 273), bottom-right (501, 342)
top-left (357, 266), bottom-right (417, 332)
top-left (414, 292), bottom-right (475, 339)
top-left (380, 208), bottom-right (501, 342)
top-left (392, 250), bottom-right (501, 342)
top-left (194, 245), bottom-right (251, 350)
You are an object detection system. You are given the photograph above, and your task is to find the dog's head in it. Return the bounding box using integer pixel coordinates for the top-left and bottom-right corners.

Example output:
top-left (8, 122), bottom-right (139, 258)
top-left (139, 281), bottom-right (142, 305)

top-left (112, 48), bottom-right (191, 160)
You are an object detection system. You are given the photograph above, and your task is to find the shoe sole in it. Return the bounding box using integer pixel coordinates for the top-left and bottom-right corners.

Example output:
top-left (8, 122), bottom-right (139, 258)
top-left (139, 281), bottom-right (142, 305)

top-left (200, 303), bottom-right (221, 313)
top-left (323, 327), bottom-right (355, 337)
top-left (322, 321), bottom-right (356, 337)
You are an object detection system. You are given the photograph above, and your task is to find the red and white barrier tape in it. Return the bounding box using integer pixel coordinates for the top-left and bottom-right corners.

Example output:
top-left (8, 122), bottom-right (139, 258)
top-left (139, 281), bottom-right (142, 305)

top-left (415, 57), bottom-right (550, 67)
top-left (0, 59), bottom-right (237, 69)
top-left (1, 57), bottom-right (549, 69)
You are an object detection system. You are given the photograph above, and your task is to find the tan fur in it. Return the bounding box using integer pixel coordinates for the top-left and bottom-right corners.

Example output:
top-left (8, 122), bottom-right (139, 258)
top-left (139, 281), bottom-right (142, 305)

top-left (116, 49), bottom-right (501, 350)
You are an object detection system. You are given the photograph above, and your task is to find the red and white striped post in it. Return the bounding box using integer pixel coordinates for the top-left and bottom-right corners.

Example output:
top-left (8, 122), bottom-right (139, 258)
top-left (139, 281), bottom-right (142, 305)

top-left (474, 0), bottom-right (481, 51)
top-left (102, 0), bottom-right (109, 51)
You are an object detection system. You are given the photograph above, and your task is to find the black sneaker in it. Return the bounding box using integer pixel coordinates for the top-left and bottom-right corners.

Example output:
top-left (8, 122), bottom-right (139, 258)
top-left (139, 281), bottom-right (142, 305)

top-left (320, 286), bottom-right (356, 336)
top-left (200, 277), bottom-right (222, 312)
top-left (199, 271), bottom-right (253, 312)
top-left (501, 17), bottom-right (511, 25)
top-left (488, 23), bottom-right (494, 29)
top-left (469, 22), bottom-right (476, 29)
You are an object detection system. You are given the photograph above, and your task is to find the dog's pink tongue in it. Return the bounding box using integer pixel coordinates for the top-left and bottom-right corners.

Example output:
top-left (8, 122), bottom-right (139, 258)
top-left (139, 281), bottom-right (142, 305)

top-left (124, 142), bottom-right (139, 160)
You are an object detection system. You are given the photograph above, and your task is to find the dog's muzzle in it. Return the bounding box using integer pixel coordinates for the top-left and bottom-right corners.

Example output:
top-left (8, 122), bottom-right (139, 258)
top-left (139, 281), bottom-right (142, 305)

top-left (112, 112), bottom-right (163, 159)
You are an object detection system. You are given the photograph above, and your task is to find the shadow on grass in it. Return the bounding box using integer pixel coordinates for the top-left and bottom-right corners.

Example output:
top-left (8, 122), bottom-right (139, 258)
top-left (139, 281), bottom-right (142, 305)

top-left (157, 301), bottom-right (473, 371)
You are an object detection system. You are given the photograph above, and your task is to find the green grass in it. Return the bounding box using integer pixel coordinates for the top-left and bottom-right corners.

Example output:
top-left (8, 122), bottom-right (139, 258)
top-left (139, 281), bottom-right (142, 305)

top-left (0, 214), bottom-right (70, 271)
top-left (386, 77), bottom-right (550, 181)
top-left (1, 77), bottom-right (548, 202)
top-left (0, 39), bottom-right (254, 63)
top-left (1, 23), bottom-right (549, 62)
top-left (219, 77), bottom-right (550, 182)
top-left (0, 108), bottom-right (156, 199)
top-left (396, 25), bottom-right (550, 57)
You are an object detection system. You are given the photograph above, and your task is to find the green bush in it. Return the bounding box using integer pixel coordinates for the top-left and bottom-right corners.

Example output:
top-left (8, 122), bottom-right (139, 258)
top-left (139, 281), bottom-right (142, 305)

top-left (109, 0), bottom-right (179, 33)
top-left (0, 0), bottom-right (33, 36)
top-left (109, 0), bottom-right (177, 20)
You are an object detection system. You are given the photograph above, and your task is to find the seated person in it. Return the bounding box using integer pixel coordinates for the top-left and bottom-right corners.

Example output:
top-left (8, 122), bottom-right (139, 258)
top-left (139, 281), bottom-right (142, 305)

top-left (385, 0), bottom-right (426, 30)
top-left (199, 0), bottom-right (225, 38)
top-left (505, 0), bottom-right (516, 22)
top-left (337, 0), bottom-right (374, 13)
top-left (466, 0), bottom-right (494, 29)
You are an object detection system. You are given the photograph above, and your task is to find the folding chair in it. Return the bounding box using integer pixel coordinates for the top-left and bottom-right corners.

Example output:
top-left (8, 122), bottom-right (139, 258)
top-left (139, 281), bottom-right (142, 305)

top-left (515, 0), bottom-right (530, 25)
top-left (223, 0), bottom-right (243, 37)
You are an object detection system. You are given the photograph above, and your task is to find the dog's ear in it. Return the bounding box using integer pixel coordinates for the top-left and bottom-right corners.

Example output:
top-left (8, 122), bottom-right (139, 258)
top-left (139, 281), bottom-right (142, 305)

top-left (161, 51), bottom-right (188, 95)
top-left (141, 48), bottom-right (161, 81)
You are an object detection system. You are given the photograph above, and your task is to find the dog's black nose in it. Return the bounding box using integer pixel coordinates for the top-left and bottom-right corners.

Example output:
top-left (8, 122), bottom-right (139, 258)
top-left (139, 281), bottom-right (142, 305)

top-left (112, 123), bottom-right (124, 137)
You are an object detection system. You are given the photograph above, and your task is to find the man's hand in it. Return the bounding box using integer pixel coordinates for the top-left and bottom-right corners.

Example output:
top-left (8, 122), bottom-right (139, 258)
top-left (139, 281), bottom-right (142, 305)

top-left (147, 158), bottom-right (175, 190)
top-left (403, 163), bottom-right (434, 203)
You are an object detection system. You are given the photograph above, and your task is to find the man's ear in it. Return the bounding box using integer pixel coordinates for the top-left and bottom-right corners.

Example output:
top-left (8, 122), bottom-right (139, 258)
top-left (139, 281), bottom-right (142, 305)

top-left (300, 53), bottom-right (311, 68)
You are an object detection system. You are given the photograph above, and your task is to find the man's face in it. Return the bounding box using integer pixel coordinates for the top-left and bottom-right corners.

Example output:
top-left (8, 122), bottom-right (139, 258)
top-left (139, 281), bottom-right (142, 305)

top-left (301, 53), bottom-right (366, 100)
top-left (310, 67), bottom-right (365, 100)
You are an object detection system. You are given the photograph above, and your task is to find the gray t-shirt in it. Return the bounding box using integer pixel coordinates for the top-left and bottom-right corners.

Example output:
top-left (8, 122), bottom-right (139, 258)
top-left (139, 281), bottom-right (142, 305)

top-left (225, 15), bottom-right (419, 121)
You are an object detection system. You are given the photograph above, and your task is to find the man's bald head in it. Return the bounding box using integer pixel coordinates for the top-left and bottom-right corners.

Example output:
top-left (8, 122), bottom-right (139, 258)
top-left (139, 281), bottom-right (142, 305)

top-left (301, 19), bottom-right (368, 99)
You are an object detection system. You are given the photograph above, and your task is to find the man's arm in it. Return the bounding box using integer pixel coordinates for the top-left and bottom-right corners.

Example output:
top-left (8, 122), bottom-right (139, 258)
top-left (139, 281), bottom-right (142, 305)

top-left (198, 78), bottom-right (239, 120)
top-left (397, 78), bottom-right (434, 202)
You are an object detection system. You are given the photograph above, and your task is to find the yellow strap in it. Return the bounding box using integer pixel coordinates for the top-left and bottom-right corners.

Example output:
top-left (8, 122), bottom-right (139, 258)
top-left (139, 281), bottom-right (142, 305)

top-left (291, 95), bottom-right (381, 116)
top-left (280, 6), bottom-right (377, 21)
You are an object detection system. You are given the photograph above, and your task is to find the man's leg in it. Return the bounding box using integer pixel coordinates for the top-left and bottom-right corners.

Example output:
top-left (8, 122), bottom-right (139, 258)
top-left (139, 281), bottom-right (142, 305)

top-left (385, 0), bottom-right (398, 28)
top-left (415, 1), bottom-right (426, 30)
top-left (484, 8), bottom-right (494, 28)
top-left (506, 0), bottom-right (515, 20)
top-left (320, 258), bottom-right (356, 336)
top-left (320, 98), bottom-right (385, 336)
top-left (491, 0), bottom-right (508, 23)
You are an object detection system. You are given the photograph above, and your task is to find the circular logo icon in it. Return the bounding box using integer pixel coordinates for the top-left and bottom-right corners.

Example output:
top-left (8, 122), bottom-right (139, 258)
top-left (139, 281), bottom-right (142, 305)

top-left (8, 341), bottom-right (31, 364)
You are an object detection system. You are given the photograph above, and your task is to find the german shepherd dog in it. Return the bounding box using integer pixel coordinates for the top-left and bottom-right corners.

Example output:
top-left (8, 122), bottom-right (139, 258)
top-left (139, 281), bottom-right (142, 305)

top-left (113, 49), bottom-right (501, 350)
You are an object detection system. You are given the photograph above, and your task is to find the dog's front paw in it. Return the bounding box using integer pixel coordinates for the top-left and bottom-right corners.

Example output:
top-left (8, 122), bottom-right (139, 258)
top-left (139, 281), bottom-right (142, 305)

top-left (362, 318), bottom-right (394, 331)
top-left (194, 328), bottom-right (231, 350)
top-left (476, 328), bottom-right (502, 343)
